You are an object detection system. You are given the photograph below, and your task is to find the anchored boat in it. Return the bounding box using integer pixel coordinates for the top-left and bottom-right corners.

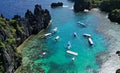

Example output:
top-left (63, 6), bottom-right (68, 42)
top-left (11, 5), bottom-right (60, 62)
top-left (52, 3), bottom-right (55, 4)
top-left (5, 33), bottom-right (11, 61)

top-left (73, 32), bottom-right (77, 37)
top-left (83, 33), bottom-right (91, 37)
top-left (77, 21), bottom-right (86, 27)
top-left (88, 38), bottom-right (93, 45)
top-left (67, 41), bottom-right (71, 49)
top-left (55, 36), bottom-right (60, 41)
top-left (41, 33), bottom-right (52, 38)
top-left (52, 27), bottom-right (57, 33)
top-left (66, 50), bottom-right (78, 56)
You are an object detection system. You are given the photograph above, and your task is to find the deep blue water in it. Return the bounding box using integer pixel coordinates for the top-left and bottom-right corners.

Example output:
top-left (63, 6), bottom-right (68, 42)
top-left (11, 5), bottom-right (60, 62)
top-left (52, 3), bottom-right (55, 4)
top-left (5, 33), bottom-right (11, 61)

top-left (0, 0), bottom-right (108, 73)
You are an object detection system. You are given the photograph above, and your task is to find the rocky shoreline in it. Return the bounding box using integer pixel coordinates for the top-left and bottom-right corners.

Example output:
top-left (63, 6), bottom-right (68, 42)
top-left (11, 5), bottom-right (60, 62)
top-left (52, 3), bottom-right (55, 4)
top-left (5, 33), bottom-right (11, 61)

top-left (0, 4), bottom-right (51, 73)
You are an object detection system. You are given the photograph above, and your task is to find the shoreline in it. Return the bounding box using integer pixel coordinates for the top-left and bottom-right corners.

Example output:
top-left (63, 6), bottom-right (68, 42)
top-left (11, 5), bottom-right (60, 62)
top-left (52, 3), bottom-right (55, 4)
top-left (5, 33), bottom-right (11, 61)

top-left (93, 9), bottom-right (120, 73)
top-left (17, 20), bottom-right (52, 53)
top-left (15, 21), bottom-right (52, 73)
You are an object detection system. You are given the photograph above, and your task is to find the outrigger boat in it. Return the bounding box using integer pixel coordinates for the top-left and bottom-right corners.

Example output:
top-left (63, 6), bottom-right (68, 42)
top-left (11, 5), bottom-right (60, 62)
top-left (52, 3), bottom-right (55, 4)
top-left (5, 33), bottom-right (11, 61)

top-left (77, 21), bottom-right (86, 27)
top-left (41, 33), bottom-right (52, 38)
top-left (67, 41), bottom-right (71, 49)
top-left (83, 33), bottom-right (91, 37)
top-left (52, 27), bottom-right (57, 33)
top-left (73, 32), bottom-right (77, 37)
top-left (55, 36), bottom-right (60, 41)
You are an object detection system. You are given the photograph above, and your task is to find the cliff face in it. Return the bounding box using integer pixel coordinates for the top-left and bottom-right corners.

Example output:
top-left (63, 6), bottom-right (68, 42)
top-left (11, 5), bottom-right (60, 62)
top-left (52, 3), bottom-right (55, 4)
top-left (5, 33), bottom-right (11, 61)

top-left (0, 4), bottom-right (51, 73)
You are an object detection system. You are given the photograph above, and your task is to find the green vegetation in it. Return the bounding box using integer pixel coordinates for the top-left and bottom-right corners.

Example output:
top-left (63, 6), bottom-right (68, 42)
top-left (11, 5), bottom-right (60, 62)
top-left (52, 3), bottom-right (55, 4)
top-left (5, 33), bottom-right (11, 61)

top-left (0, 41), bottom-right (5, 48)
top-left (116, 69), bottom-right (120, 73)
top-left (0, 16), bottom-right (23, 73)
top-left (108, 9), bottom-right (120, 23)
top-left (0, 17), bottom-right (6, 27)
top-left (100, 0), bottom-right (120, 12)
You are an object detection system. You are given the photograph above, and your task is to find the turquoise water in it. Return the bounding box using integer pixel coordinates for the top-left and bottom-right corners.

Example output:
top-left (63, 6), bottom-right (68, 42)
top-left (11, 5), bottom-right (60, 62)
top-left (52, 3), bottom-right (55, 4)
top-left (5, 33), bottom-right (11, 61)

top-left (0, 0), bottom-right (107, 73)
top-left (20, 6), bottom-right (107, 73)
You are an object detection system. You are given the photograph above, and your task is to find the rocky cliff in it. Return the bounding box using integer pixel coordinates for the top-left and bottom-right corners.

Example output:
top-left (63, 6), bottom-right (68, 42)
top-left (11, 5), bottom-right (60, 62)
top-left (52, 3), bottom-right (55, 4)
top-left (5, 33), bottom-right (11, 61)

top-left (73, 0), bottom-right (91, 12)
top-left (0, 4), bottom-right (51, 73)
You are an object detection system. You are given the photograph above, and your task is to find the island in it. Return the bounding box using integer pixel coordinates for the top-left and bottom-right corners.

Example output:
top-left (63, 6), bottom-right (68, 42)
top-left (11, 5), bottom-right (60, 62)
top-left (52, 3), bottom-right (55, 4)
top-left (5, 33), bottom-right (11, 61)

top-left (0, 4), bottom-right (51, 73)
top-left (51, 2), bottom-right (63, 8)
top-left (73, 0), bottom-right (120, 24)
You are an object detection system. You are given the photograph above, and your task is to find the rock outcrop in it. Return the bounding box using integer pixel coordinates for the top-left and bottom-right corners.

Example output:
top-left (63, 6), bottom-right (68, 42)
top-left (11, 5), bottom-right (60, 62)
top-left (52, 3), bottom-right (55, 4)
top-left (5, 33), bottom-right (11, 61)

top-left (73, 0), bottom-right (91, 12)
top-left (108, 9), bottom-right (120, 24)
top-left (116, 69), bottom-right (120, 73)
top-left (51, 2), bottom-right (63, 8)
top-left (0, 4), bottom-right (51, 73)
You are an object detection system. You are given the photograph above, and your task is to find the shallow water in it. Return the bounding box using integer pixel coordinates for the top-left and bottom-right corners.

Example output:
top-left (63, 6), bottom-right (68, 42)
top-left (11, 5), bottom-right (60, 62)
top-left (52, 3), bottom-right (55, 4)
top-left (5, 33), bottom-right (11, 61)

top-left (19, 8), bottom-right (107, 73)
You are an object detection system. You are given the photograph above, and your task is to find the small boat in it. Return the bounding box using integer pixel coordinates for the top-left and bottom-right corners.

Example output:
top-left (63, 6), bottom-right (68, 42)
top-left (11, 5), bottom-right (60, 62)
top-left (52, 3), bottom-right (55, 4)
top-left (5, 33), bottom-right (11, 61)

top-left (55, 36), bottom-right (60, 41)
top-left (42, 52), bottom-right (46, 55)
top-left (66, 50), bottom-right (78, 56)
top-left (88, 38), bottom-right (93, 45)
top-left (67, 41), bottom-right (71, 49)
top-left (52, 27), bottom-right (57, 33)
top-left (84, 9), bottom-right (89, 12)
top-left (42, 33), bottom-right (52, 38)
top-left (72, 57), bottom-right (75, 61)
top-left (74, 32), bottom-right (77, 37)
top-left (83, 33), bottom-right (91, 37)
top-left (77, 21), bottom-right (86, 27)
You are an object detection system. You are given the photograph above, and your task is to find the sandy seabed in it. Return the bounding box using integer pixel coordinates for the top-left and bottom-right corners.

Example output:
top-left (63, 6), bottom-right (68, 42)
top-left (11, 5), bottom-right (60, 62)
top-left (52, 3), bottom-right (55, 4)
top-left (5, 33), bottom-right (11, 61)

top-left (94, 9), bottom-right (120, 73)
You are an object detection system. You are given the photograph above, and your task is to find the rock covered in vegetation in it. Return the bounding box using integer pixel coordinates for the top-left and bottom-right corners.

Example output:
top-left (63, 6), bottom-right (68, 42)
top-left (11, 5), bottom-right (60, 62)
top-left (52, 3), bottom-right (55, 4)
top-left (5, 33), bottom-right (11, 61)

top-left (108, 9), bottom-right (120, 24)
top-left (116, 69), bottom-right (120, 73)
top-left (51, 2), bottom-right (63, 8)
top-left (100, 0), bottom-right (120, 12)
top-left (73, 0), bottom-right (91, 12)
top-left (0, 4), bottom-right (51, 73)
top-left (116, 50), bottom-right (120, 56)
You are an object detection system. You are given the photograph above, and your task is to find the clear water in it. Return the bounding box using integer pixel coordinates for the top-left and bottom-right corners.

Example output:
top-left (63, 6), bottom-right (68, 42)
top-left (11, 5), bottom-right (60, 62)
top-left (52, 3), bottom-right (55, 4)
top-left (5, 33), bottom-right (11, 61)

top-left (0, 0), bottom-right (108, 73)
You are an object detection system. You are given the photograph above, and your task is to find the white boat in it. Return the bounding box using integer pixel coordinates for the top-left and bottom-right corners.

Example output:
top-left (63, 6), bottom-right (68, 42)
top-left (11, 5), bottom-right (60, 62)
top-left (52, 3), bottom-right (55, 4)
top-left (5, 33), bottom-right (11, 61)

top-left (74, 32), bottom-right (77, 37)
top-left (88, 38), bottom-right (93, 45)
top-left (42, 52), bottom-right (46, 55)
top-left (83, 33), bottom-right (91, 37)
top-left (55, 36), bottom-right (60, 41)
top-left (42, 33), bottom-right (52, 38)
top-left (84, 9), bottom-right (89, 12)
top-left (52, 27), bottom-right (57, 33)
top-left (77, 21), bottom-right (86, 27)
top-left (72, 57), bottom-right (75, 61)
top-left (66, 50), bottom-right (78, 56)
top-left (67, 41), bottom-right (71, 49)
top-left (44, 33), bottom-right (52, 37)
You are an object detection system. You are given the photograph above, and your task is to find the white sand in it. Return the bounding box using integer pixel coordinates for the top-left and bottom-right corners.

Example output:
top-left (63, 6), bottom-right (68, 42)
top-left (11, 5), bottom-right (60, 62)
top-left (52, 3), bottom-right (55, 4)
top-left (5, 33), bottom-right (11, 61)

top-left (93, 8), bottom-right (120, 73)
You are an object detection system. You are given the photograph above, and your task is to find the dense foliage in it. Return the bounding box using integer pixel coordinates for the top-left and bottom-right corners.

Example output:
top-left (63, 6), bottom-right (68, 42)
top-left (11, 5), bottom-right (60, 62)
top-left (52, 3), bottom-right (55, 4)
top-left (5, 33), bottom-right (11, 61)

top-left (100, 0), bottom-right (120, 12)
top-left (108, 9), bottom-right (120, 24)
top-left (74, 0), bottom-right (91, 12)
top-left (0, 4), bottom-right (51, 73)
